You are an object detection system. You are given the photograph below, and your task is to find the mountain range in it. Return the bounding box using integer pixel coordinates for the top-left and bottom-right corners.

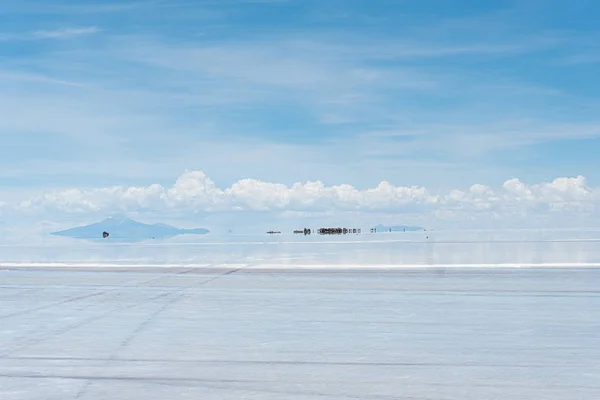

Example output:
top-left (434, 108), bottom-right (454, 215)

top-left (51, 217), bottom-right (209, 241)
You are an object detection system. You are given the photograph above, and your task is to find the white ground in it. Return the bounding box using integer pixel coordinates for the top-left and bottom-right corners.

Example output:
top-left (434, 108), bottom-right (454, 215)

top-left (1, 233), bottom-right (600, 399)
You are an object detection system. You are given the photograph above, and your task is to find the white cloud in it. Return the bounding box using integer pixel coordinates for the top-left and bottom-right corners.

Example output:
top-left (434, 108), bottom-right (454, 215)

top-left (31, 26), bottom-right (100, 39)
top-left (12, 171), bottom-right (600, 224)
top-left (1, 10), bottom-right (600, 205)
top-left (0, 70), bottom-right (85, 87)
top-left (2, 28), bottom-right (598, 185)
top-left (0, 26), bottom-right (100, 42)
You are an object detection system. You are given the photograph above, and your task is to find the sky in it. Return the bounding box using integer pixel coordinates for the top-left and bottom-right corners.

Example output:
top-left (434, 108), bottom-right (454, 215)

top-left (2, 0), bottom-right (600, 232)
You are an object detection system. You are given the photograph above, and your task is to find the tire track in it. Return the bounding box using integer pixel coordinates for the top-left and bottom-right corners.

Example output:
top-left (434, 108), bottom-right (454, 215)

top-left (0, 291), bottom-right (176, 358)
top-left (0, 371), bottom-right (441, 400)
top-left (0, 267), bottom-right (200, 321)
top-left (0, 267), bottom-right (204, 357)
top-left (74, 264), bottom-right (248, 399)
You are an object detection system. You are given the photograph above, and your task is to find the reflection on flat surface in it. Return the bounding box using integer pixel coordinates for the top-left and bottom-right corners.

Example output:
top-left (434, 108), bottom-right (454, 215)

top-left (2, 229), bottom-right (600, 267)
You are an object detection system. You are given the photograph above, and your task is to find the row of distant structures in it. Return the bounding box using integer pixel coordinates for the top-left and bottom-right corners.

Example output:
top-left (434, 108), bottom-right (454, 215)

top-left (268, 227), bottom-right (412, 235)
top-left (316, 228), bottom-right (361, 235)
top-left (269, 228), bottom-right (361, 235)
top-left (267, 225), bottom-right (427, 235)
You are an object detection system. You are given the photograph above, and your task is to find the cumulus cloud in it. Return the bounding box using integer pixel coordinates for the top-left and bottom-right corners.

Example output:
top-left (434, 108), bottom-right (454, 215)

top-left (14, 171), bottom-right (600, 221)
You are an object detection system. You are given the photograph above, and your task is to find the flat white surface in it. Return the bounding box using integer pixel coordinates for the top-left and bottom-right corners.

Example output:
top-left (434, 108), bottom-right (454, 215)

top-left (1, 232), bottom-right (599, 399)
top-left (1, 266), bottom-right (599, 399)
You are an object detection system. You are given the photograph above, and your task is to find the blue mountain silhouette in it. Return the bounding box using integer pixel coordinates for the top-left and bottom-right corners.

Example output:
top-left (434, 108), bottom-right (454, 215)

top-left (51, 217), bottom-right (209, 240)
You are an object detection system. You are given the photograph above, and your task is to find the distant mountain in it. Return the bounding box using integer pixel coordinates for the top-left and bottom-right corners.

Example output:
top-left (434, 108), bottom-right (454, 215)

top-left (373, 224), bottom-right (424, 232)
top-left (51, 217), bottom-right (209, 241)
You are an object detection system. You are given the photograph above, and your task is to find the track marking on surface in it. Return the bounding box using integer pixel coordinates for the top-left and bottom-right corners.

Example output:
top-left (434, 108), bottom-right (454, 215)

top-left (0, 267), bottom-right (207, 321)
top-left (74, 264), bottom-right (248, 399)
top-left (0, 291), bottom-right (176, 357)
top-left (0, 267), bottom-right (209, 356)
top-left (72, 292), bottom-right (181, 399)
top-left (2, 370), bottom-right (597, 392)
top-left (3, 355), bottom-right (590, 369)
top-left (0, 291), bottom-right (108, 320)
top-left (0, 287), bottom-right (44, 297)
top-left (0, 372), bottom-right (433, 400)
top-left (153, 379), bottom-right (423, 400)
top-left (112, 264), bottom-right (249, 353)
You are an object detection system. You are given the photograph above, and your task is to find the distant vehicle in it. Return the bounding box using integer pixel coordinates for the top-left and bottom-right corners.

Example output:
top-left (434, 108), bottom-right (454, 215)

top-left (267, 231), bottom-right (281, 234)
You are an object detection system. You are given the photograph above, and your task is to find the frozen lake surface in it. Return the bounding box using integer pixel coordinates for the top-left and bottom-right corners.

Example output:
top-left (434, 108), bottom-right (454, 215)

top-left (1, 232), bottom-right (600, 398)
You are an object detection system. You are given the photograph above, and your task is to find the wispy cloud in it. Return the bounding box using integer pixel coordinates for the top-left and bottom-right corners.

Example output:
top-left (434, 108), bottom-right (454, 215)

top-left (0, 26), bottom-right (100, 41)
top-left (0, 2), bottom-right (145, 15)
top-left (31, 26), bottom-right (101, 39)
top-left (0, 70), bottom-right (85, 87)
top-left (1, 0), bottom-right (600, 217)
top-left (2, 27), bottom-right (599, 192)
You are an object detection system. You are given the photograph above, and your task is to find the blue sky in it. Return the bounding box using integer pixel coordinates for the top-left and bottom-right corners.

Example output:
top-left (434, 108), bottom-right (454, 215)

top-left (1, 0), bottom-right (600, 227)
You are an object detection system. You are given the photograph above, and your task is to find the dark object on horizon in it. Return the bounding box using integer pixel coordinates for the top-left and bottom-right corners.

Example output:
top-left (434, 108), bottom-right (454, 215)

top-left (294, 228), bottom-right (312, 235)
top-left (102, 231), bottom-right (109, 238)
top-left (317, 228), bottom-right (360, 235)
top-left (267, 231), bottom-right (281, 234)
top-left (51, 216), bottom-right (210, 241)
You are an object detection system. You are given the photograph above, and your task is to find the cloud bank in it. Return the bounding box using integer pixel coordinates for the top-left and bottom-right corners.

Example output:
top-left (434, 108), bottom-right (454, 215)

top-left (12, 171), bottom-right (599, 224)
